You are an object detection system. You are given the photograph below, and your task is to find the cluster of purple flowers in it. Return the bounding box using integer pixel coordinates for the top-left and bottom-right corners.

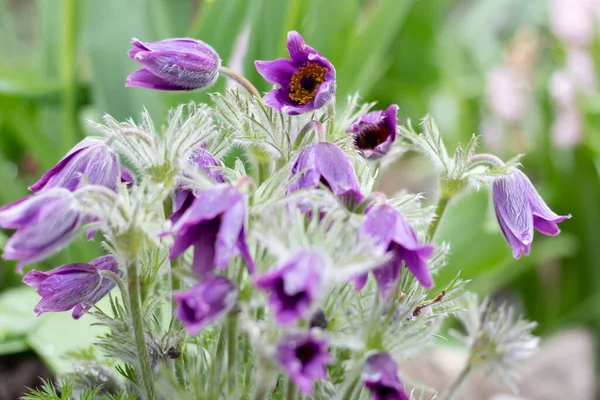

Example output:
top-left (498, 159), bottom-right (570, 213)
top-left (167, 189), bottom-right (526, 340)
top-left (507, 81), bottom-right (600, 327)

top-left (0, 29), bottom-right (571, 400)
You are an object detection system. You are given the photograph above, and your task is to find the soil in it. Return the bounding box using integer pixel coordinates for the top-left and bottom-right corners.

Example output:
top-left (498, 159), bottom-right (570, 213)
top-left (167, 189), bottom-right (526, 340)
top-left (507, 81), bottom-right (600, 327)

top-left (0, 351), bottom-right (52, 400)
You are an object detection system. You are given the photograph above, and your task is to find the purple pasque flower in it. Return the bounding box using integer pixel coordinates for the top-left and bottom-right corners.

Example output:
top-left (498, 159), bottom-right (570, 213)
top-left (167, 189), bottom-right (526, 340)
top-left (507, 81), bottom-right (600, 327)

top-left (349, 105), bottom-right (399, 160)
top-left (254, 250), bottom-right (324, 325)
top-left (493, 168), bottom-right (571, 258)
top-left (171, 146), bottom-right (225, 223)
top-left (287, 142), bottom-right (363, 209)
top-left (23, 255), bottom-right (120, 319)
top-left (120, 165), bottom-right (135, 188)
top-left (255, 31), bottom-right (336, 115)
top-left (354, 204), bottom-right (434, 298)
top-left (0, 188), bottom-right (82, 270)
top-left (29, 137), bottom-right (119, 193)
top-left (174, 276), bottom-right (238, 336)
top-left (126, 38), bottom-right (221, 91)
top-left (168, 184), bottom-right (254, 276)
top-left (362, 353), bottom-right (409, 400)
top-left (276, 332), bottom-right (333, 395)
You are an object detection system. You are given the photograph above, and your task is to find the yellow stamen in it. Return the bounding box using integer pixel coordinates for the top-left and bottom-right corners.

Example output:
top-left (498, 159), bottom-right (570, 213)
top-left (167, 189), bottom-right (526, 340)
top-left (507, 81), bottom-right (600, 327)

top-left (289, 62), bottom-right (329, 105)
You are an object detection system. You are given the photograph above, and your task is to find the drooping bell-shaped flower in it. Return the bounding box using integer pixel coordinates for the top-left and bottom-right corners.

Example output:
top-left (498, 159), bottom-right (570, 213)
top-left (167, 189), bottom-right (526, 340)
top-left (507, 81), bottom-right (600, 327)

top-left (171, 146), bottom-right (225, 223)
top-left (126, 38), bottom-right (221, 91)
top-left (0, 188), bottom-right (82, 270)
top-left (174, 276), bottom-right (238, 336)
top-left (255, 31), bottom-right (336, 115)
top-left (362, 353), bottom-right (410, 400)
top-left (276, 332), bottom-right (333, 395)
top-left (493, 168), bottom-right (571, 258)
top-left (354, 204), bottom-right (434, 298)
top-left (349, 105), bottom-right (398, 160)
top-left (287, 142), bottom-right (363, 209)
top-left (29, 137), bottom-right (120, 193)
top-left (23, 255), bottom-right (120, 319)
top-left (168, 185), bottom-right (254, 276)
top-left (254, 249), bottom-right (324, 325)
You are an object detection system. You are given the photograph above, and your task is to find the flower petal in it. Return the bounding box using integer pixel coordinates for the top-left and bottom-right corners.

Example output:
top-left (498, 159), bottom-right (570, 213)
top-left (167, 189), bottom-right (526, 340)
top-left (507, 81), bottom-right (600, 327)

top-left (255, 59), bottom-right (297, 86)
top-left (126, 69), bottom-right (188, 91)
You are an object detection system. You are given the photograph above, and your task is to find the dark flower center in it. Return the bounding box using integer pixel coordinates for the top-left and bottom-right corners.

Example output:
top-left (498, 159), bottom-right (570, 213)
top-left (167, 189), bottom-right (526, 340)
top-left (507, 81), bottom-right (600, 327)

top-left (295, 341), bottom-right (319, 366)
top-left (354, 125), bottom-right (390, 150)
top-left (289, 62), bottom-right (329, 105)
top-left (275, 279), bottom-right (308, 311)
top-left (373, 386), bottom-right (401, 400)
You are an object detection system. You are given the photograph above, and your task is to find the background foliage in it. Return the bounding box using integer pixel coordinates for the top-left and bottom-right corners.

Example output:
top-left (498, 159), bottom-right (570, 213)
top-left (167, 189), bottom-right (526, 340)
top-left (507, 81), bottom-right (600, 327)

top-left (0, 0), bottom-right (597, 377)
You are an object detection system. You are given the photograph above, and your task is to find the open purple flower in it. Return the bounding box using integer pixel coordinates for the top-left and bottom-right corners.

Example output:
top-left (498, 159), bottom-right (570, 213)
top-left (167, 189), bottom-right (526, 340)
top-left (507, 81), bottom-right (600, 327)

top-left (349, 105), bottom-right (398, 160)
top-left (171, 147), bottom-right (225, 223)
top-left (254, 250), bottom-right (324, 325)
top-left (29, 137), bottom-right (119, 193)
top-left (126, 38), bottom-right (221, 91)
top-left (255, 31), bottom-right (336, 115)
top-left (354, 204), bottom-right (434, 297)
top-left (276, 332), bottom-right (333, 395)
top-left (0, 188), bottom-right (82, 270)
top-left (362, 353), bottom-right (409, 400)
top-left (23, 255), bottom-right (120, 319)
top-left (493, 168), bottom-right (571, 258)
top-left (174, 276), bottom-right (238, 336)
top-left (168, 185), bottom-right (254, 276)
top-left (287, 142), bottom-right (363, 209)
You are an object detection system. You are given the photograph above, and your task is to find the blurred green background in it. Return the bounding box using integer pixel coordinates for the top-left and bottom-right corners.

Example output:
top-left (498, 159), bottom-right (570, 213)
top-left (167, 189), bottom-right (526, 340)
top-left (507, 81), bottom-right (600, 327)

top-left (0, 0), bottom-right (598, 385)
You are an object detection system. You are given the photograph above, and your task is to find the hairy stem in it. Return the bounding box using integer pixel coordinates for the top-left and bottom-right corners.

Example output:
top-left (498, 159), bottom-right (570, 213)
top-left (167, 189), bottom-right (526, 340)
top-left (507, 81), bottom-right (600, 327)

top-left (285, 377), bottom-right (297, 400)
top-left (440, 363), bottom-right (472, 400)
top-left (219, 66), bottom-right (261, 99)
top-left (227, 314), bottom-right (239, 395)
top-left (426, 194), bottom-right (450, 242)
top-left (468, 153), bottom-right (505, 169)
top-left (127, 261), bottom-right (156, 400)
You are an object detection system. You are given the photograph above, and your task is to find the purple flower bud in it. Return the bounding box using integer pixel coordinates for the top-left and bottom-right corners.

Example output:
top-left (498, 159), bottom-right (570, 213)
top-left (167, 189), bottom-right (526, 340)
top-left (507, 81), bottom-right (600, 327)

top-left (354, 204), bottom-right (434, 297)
top-left (287, 142), bottom-right (363, 209)
top-left (174, 276), bottom-right (238, 336)
top-left (168, 185), bottom-right (254, 276)
top-left (29, 137), bottom-right (119, 193)
top-left (171, 147), bottom-right (225, 223)
top-left (0, 189), bottom-right (82, 270)
top-left (493, 168), bottom-right (571, 258)
top-left (23, 255), bottom-right (120, 319)
top-left (362, 353), bottom-right (409, 400)
top-left (126, 38), bottom-right (221, 91)
top-left (349, 105), bottom-right (398, 160)
top-left (120, 165), bottom-right (135, 188)
top-left (276, 332), bottom-right (333, 395)
top-left (254, 250), bottom-right (324, 325)
top-left (255, 31), bottom-right (336, 115)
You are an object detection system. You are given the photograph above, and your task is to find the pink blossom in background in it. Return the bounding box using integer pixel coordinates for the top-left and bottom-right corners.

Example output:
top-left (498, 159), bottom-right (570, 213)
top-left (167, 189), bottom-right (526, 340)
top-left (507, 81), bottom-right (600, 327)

top-left (552, 107), bottom-right (583, 149)
top-left (549, 70), bottom-right (576, 108)
top-left (566, 48), bottom-right (597, 94)
top-left (550, 0), bottom-right (594, 47)
top-left (486, 66), bottom-right (527, 123)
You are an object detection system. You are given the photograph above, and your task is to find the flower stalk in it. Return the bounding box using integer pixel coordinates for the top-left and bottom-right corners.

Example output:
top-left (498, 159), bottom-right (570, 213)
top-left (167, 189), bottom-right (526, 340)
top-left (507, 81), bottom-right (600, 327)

top-left (127, 260), bottom-right (156, 400)
top-left (439, 362), bottom-right (472, 400)
top-left (219, 66), bottom-right (261, 99)
top-left (426, 193), bottom-right (451, 242)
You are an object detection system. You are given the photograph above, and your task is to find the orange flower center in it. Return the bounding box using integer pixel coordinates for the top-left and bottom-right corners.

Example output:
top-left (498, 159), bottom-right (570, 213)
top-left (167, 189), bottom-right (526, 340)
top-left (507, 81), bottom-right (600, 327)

top-left (289, 62), bottom-right (329, 105)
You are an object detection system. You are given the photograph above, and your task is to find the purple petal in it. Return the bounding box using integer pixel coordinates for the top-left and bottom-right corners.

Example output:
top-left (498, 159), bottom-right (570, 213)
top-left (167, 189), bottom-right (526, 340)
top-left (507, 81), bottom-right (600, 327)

top-left (126, 69), bottom-right (188, 91)
top-left (214, 199), bottom-right (245, 268)
top-left (132, 51), bottom-right (219, 89)
top-left (493, 173), bottom-right (535, 251)
top-left (255, 59), bottom-right (297, 86)
top-left (533, 216), bottom-right (560, 236)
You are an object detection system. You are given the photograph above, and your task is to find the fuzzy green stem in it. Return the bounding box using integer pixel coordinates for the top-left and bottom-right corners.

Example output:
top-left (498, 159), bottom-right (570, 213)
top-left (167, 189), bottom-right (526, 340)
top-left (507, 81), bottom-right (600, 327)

top-left (339, 362), bottom-right (363, 400)
top-left (468, 153), bottom-right (505, 169)
top-left (440, 363), bottom-right (472, 400)
top-left (226, 315), bottom-right (239, 395)
top-left (426, 194), bottom-right (450, 242)
top-left (219, 66), bottom-right (261, 99)
top-left (60, 0), bottom-right (78, 152)
top-left (211, 325), bottom-right (227, 394)
top-left (285, 377), bottom-right (297, 400)
top-left (127, 261), bottom-right (156, 400)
